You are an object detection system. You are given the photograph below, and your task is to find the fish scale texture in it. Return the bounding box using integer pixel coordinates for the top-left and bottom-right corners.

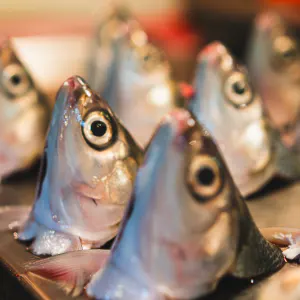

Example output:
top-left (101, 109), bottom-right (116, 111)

top-left (233, 215), bottom-right (285, 278)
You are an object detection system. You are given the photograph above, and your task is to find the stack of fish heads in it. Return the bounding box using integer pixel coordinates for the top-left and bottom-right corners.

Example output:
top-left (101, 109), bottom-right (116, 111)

top-left (16, 75), bottom-right (143, 256)
top-left (190, 41), bottom-right (275, 197)
top-left (85, 109), bottom-right (284, 299)
top-left (87, 5), bottom-right (180, 146)
top-left (0, 40), bottom-right (50, 179)
top-left (248, 11), bottom-right (300, 179)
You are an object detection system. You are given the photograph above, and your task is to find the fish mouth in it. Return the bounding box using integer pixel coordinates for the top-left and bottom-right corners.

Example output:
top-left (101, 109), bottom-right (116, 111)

top-left (72, 184), bottom-right (105, 206)
top-left (197, 42), bottom-right (233, 72)
top-left (64, 183), bottom-right (125, 232)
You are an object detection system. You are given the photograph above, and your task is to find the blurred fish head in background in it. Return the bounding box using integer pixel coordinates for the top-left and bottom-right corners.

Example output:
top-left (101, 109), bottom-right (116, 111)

top-left (18, 76), bottom-right (143, 255)
top-left (88, 6), bottom-right (178, 146)
top-left (191, 42), bottom-right (275, 197)
top-left (0, 40), bottom-right (49, 180)
top-left (248, 11), bottom-right (300, 178)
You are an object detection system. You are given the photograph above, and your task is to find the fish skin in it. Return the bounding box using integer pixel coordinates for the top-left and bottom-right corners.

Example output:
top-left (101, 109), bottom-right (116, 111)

top-left (86, 109), bottom-right (284, 300)
top-left (87, 6), bottom-right (180, 146)
top-left (247, 11), bottom-right (300, 178)
top-left (0, 40), bottom-right (50, 179)
top-left (190, 41), bottom-right (276, 197)
top-left (17, 75), bottom-right (143, 256)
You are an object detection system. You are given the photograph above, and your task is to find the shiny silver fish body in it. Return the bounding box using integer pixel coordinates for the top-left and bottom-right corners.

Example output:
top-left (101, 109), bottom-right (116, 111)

top-left (18, 76), bottom-right (143, 256)
top-left (87, 6), bottom-right (178, 146)
top-left (190, 42), bottom-right (275, 197)
top-left (0, 41), bottom-right (49, 179)
top-left (87, 109), bottom-right (284, 300)
top-left (247, 11), bottom-right (300, 178)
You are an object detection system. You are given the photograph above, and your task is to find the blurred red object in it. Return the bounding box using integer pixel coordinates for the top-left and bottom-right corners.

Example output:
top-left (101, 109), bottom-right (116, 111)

top-left (264, 0), bottom-right (300, 3)
top-left (0, 10), bottom-right (201, 59)
top-left (138, 11), bottom-right (202, 58)
top-left (261, 0), bottom-right (300, 25)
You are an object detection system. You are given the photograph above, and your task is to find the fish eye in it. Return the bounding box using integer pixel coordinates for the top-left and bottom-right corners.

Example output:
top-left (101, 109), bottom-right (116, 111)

top-left (272, 36), bottom-right (298, 66)
top-left (187, 155), bottom-right (223, 202)
top-left (224, 72), bottom-right (253, 108)
top-left (2, 64), bottom-right (31, 98)
top-left (82, 110), bottom-right (117, 150)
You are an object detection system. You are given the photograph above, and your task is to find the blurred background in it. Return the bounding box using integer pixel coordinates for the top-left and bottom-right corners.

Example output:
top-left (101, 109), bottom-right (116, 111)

top-left (2, 0), bottom-right (299, 98)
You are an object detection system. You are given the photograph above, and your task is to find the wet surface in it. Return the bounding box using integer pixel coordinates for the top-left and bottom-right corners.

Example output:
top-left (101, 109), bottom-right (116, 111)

top-left (0, 173), bottom-right (299, 299)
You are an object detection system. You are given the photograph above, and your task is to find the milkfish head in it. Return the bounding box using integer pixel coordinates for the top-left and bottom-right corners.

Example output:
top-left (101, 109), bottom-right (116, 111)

top-left (35, 76), bottom-right (142, 241)
top-left (248, 11), bottom-right (300, 150)
top-left (89, 6), bottom-right (173, 147)
top-left (125, 109), bottom-right (239, 299)
top-left (191, 41), bottom-right (274, 197)
top-left (88, 5), bottom-right (131, 92)
top-left (0, 40), bottom-right (49, 179)
top-left (118, 20), bottom-right (174, 146)
top-left (94, 6), bottom-right (170, 86)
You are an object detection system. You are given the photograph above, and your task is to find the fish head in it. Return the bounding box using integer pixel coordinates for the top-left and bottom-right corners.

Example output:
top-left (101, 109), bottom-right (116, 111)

top-left (35, 76), bottom-right (142, 241)
top-left (248, 11), bottom-right (300, 150)
top-left (125, 109), bottom-right (239, 299)
top-left (0, 40), bottom-right (49, 178)
top-left (191, 41), bottom-right (274, 196)
top-left (88, 6), bottom-right (131, 93)
top-left (89, 6), bottom-right (174, 146)
top-left (119, 31), bottom-right (174, 145)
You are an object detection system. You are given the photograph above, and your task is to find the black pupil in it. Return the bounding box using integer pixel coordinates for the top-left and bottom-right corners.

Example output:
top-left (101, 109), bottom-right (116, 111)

top-left (144, 55), bottom-right (150, 61)
top-left (233, 80), bottom-right (246, 95)
top-left (196, 167), bottom-right (215, 186)
top-left (91, 121), bottom-right (107, 137)
top-left (10, 74), bottom-right (22, 86)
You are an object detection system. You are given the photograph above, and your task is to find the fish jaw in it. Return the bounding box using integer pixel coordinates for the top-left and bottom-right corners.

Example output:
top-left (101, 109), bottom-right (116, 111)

top-left (153, 211), bottom-right (236, 299)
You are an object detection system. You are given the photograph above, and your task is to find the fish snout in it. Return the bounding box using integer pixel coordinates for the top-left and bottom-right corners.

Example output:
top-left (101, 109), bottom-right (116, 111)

top-left (197, 42), bottom-right (232, 70)
top-left (60, 76), bottom-right (92, 107)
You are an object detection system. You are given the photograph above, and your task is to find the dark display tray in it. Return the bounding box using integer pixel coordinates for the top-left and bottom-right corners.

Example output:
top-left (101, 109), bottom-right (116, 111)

top-left (0, 175), bottom-right (299, 299)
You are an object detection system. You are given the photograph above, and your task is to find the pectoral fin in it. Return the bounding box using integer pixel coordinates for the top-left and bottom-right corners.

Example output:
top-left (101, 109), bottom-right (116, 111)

top-left (25, 249), bottom-right (110, 296)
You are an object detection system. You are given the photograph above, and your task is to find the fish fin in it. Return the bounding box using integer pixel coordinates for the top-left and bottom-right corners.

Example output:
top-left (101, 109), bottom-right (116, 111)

top-left (260, 227), bottom-right (300, 247)
top-left (25, 249), bottom-right (109, 296)
top-left (0, 205), bottom-right (31, 231)
top-left (232, 200), bottom-right (285, 278)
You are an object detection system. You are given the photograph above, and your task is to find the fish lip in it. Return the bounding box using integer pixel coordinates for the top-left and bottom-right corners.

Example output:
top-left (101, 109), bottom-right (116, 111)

top-left (75, 190), bottom-right (102, 206)
top-left (70, 182), bottom-right (103, 204)
top-left (197, 42), bottom-right (230, 68)
top-left (59, 75), bottom-right (92, 107)
top-left (65, 76), bottom-right (88, 90)
top-left (71, 182), bottom-right (123, 206)
top-left (160, 109), bottom-right (196, 146)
